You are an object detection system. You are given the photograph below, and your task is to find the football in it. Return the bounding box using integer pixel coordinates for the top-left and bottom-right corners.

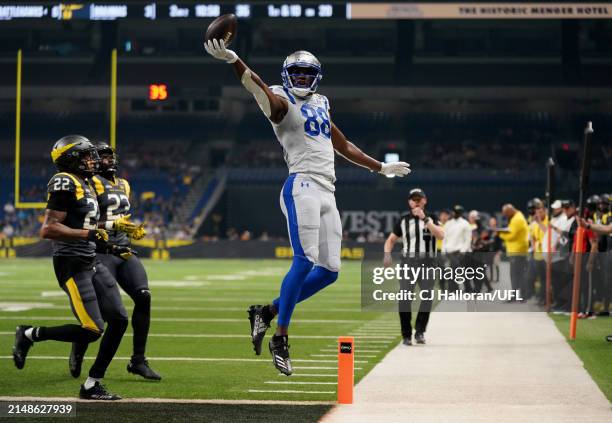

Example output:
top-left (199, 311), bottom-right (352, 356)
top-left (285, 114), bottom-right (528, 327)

top-left (204, 14), bottom-right (237, 47)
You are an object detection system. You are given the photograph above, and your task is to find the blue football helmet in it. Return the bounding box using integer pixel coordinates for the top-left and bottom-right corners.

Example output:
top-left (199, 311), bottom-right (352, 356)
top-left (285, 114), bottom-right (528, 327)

top-left (281, 50), bottom-right (322, 98)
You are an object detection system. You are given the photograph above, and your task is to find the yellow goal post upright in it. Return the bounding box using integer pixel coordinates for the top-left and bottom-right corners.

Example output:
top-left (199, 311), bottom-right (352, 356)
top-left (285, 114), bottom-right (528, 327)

top-left (13, 49), bottom-right (119, 208)
top-left (14, 49), bottom-right (45, 209)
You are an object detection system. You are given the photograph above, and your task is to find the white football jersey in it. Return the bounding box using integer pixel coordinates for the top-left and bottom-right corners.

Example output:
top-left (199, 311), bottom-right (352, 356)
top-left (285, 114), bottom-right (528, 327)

top-left (269, 85), bottom-right (336, 192)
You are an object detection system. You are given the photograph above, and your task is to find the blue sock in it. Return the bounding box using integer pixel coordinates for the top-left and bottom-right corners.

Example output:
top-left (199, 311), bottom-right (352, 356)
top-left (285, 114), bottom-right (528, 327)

top-left (274, 266), bottom-right (339, 314)
top-left (276, 255), bottom-right (314, 327)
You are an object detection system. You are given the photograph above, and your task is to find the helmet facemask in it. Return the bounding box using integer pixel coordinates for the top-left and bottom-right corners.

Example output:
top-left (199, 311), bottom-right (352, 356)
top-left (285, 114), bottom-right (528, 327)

top-left (96, 145), bottom-right (118, 176)
top-left (281, 51), bottom-right (322, 98)
top-left (78, 148), bottom-right (100, 178)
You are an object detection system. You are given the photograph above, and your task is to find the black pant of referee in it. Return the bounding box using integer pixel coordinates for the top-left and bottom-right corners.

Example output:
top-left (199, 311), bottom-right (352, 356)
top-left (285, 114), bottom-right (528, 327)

top-left (398, 261), bottom-right (434, 343)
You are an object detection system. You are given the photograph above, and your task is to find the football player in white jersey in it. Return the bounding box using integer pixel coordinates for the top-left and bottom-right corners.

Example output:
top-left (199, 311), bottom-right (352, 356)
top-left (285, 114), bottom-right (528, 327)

top-left (205, 40), bottom-right (411, 375)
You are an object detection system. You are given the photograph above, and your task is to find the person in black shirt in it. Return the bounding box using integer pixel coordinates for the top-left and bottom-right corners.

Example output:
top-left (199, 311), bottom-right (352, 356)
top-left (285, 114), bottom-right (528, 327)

top-left (68, 143), bottom-right (159, 381)
top-left (384, 188), bottom-right (444, 346)
top-left (12, 135), bottom-right (134, 400)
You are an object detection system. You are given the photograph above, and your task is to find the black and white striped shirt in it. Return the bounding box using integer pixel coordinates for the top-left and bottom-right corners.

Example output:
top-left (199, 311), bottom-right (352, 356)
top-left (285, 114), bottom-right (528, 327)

top-left (392, 213), bottom-right (438, 258)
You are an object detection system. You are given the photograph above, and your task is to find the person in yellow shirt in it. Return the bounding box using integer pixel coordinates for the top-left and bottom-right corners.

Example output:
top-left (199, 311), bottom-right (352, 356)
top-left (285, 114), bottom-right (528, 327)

top-left (530, 204), bottom-right (549, 305)
top-left (496, 204), bottom-right (529, 302)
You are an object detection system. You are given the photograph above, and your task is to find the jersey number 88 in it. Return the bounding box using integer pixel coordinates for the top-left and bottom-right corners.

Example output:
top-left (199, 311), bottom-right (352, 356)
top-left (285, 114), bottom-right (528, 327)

top-left (301, 104), bottom-right (331, 139)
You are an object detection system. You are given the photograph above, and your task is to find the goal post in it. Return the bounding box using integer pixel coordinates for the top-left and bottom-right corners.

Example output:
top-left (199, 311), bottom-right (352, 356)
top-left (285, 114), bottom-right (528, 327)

top-left (13, 49), bottom-right (118, 209)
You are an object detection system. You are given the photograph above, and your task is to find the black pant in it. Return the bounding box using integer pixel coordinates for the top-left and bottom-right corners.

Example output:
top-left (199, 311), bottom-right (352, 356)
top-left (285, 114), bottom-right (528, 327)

top-left (398, 277), bottom-right (433, 337)
top-left (33, 256), bottom-right (128, 379)
top-left (76, 253), bottom-right (151, 361)
top-left (552, 259), bottom-right (571, 311)
top-left (534, 259), bottom-right (547, 302)
top-left (509, 255), bottom-right (527, 299)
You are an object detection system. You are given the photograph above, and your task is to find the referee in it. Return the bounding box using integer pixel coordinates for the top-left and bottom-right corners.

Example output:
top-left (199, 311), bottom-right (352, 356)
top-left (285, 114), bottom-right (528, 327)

top-left (384, 188), bottom-right (445, 346)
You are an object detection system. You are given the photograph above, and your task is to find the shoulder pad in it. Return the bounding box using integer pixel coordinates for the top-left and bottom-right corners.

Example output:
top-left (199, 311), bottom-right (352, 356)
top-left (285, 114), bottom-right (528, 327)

top-left (316, 94), bottom-right (330, 111)
top-left (269, 85), bottom-right (286, 96)
top-left (91, 175), bottom-right (106, 195)
top-left (269, 85), bottom-right (296, 104)
top-left (120, 178), bottom-right (131, 197)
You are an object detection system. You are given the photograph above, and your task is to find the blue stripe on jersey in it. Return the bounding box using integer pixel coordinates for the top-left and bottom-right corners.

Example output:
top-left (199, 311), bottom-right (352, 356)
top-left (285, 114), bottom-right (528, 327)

top-left (282, 174), bottom-right (304, 257)
top-left (283, 87), bottom-right (296, 104)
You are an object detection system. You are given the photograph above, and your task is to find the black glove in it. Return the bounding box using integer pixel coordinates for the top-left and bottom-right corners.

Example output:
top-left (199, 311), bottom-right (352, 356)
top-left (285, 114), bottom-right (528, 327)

top-left (87, 229), bottom-right (109, 243)
top-left (109, 245), bottom-right (136, 261)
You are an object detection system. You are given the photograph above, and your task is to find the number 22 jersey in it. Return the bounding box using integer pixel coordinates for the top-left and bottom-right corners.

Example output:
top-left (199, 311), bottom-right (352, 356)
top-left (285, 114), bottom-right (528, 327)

top-left (91, 174), bottom-right (131, 247)
top-left (46, 172), bottom-right (99, 257)
top-left (269, 85), bottom-right (335, 192)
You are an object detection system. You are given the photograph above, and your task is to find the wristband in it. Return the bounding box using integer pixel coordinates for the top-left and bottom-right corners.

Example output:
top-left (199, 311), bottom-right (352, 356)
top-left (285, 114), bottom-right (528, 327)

top-left (104, 221), bottom-right (114, 231)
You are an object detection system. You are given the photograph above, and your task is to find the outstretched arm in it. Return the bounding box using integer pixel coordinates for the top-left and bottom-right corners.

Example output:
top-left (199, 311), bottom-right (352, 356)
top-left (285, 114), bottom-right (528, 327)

top-left (331, 122), bottom-right (411, 177)
top-left (205, 39), bottom-right (288, 124)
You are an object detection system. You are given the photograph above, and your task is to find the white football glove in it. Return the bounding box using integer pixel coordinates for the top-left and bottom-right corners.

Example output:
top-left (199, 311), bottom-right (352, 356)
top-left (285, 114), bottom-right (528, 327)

top-left (379, 161), bottom-right (411, 177)
top-left (204, 39), bottom-right (238, 64)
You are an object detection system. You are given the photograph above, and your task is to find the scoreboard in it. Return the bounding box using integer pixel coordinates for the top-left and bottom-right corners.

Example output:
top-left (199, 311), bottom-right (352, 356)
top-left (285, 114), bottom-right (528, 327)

top-left (0, 3), bottom-right (346, 21)
top-left (1, 2), bottom-right (610, 21)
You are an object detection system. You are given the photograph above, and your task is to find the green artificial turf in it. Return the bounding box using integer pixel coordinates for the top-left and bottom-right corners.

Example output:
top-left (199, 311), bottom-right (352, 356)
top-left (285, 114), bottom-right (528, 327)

top-left (0, 259), bottom-right (400, 403)
top-left (550, 314), bottom-right (612, 401)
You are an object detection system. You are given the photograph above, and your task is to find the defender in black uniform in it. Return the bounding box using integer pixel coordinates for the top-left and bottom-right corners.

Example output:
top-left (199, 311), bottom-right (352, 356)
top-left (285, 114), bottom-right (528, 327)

top-left (69, 142), bottom-right (160, 380)
top-left (12, 135), bottom-right (130, 400)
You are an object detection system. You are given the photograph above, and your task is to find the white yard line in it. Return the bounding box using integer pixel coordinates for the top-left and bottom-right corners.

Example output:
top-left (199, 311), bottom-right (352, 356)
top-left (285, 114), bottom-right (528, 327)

top-left (0, 356), bottom-right (343, 364)
top-left (0, 301), bottom-right (359, 314)
top-left (311, 354), bottom-right (375, 359)
top-left (0, 316), bottom-right (369, 324)
top-left (0, 332), bottom-right (394, 340)
top-left (293, 367), bottom-right (363, 370)
top-left (247, 390), bottom-right (335, 395)
top-left (277, 374), bottom-right (337, 378)
top-left (264, 381), bottom-right (337, 385)
top-left (0, 396), bottom-right (334, 405)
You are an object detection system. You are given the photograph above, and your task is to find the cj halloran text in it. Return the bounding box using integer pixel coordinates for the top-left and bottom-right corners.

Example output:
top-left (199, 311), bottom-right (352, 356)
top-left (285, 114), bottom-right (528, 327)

top-left (372, 264), bottom-right (487, 285)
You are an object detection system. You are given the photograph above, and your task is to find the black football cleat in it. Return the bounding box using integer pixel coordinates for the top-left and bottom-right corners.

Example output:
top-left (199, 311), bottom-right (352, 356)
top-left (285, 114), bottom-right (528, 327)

top-left (69, 343), bottom-right (84, 378)
top-left (269, 335), bottom-right (292, 376)
top-left (248, 305), bottom-right (271, 356)
top-left (402, 336), bottom-right (412, 346)
top-left (415, 332), bottom-right (426, 344)
top-left (127, 358), bottom-right (162, 381)
top-left (12, 325), bottom-right (33, 370)
top-left (79, 382), bottom-right (122, 400)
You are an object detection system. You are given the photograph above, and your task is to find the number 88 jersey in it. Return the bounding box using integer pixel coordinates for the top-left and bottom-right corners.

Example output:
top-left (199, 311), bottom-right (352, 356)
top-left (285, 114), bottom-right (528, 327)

top-left (269, 85), bottom-right (336, 192)
top-left (92, 174), bottom-right (131, 247)
top-left (46, 172), bottom-right (100, 257)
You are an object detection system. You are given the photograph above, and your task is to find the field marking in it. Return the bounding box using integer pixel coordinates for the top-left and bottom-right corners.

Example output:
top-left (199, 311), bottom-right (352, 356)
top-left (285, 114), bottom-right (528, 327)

top-left (277, 374), bottom-right (337, 378)
top-left (0, 316), bottom-right (371, 325)
top-left (311, 354), bottom-right (375, 359)
top-left (0, 332), bottom-right (395, 340)
top-left (4, 295), bottom-right (362, 304)
top-left (0, 305), bottom-right (361, 313)
top-left (0, 396), bottom-right (334, 405)
top-left (148, 281), bottom-right (210, 287)
top-left (247, 390), bottom-right (335, 394)
top-left (293, 366), bottom-right (362, 370)
top-left (0, 303), bottom-right (54, 312)
top-left (264, 381), bottom-right (337, 385)
top-left (0, 355), bottom-right (354, 364)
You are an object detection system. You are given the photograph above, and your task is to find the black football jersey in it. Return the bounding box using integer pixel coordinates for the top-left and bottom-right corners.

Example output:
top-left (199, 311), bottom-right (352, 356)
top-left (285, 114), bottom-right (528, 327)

top-left (46, 172), bottom-right (99, 257)
top-left (92, 174), bottom-right (131, 246)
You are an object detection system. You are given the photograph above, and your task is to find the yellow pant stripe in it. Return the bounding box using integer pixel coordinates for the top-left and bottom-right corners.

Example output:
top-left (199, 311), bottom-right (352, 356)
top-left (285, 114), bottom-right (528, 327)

top-left (65, 278), bottom-right (100, 332)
